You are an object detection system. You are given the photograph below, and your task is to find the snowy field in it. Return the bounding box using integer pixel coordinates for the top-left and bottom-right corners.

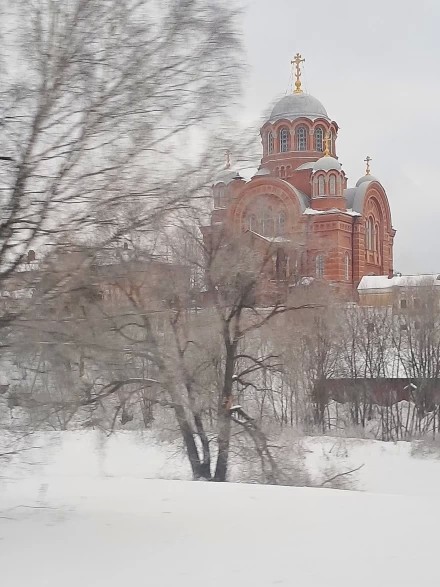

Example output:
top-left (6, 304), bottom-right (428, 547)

top-left (3, 430), bottom-right (440, 495)
top-left (1, 431), bottom-right (440, 586)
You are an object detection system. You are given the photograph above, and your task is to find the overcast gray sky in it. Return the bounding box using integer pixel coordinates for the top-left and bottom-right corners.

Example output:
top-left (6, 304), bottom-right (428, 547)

top-left (238, 0), bottom-right (440, 274)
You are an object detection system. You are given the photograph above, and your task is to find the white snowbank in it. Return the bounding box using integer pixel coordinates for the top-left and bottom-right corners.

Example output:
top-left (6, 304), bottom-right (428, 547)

top-left (1, 476), bottom-right (439, 587)
top-left (3, 430), bottom-right (440, 496)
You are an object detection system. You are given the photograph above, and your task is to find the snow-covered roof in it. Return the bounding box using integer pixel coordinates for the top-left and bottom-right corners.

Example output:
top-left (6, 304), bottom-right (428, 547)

top-left (295, 161), bottom-right (315, 171)
top-left (356, 174), bottom-right (380, 187)
top-left (358, 274), bottom-right (440, 291)
top-left (269, 93), bottom-right (330, 122)
top-left (213, 165), bottom-right (259, 186)
top-left (313, 156), bottom-right (341, 173)
top-left (303, 207), bottom-right (361, 217)
top-left (245, 230), bottom-right (290, 244)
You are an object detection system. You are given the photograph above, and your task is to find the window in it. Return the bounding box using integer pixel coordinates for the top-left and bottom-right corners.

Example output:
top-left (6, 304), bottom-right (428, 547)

top-left (315, 127), bottom-right (324, 152)
top-left (400, 299), bottom-right (407, 309)
top-left (315, 254), bottom-right (324, 278)
top-left (318, 175), bottom-right (325, 196)
top-left (247, 214), bottom-right (257, 232)
top-left (296, 125), bottom-right (307, 151)
top-left (375, 223), bottom-right (380, 252)
top-left (261, 207), bottom-right (275, 237)
top-left (329, 175), bottom-right (337, 196)
top-left (280, 128), bottom-right (290, 152)
top-left (277, 211), bottom-right (286, 236)
top-left (367, 322), bottom-right (374, 333)
top-left (328, 131), bottom-right (334, 155)
top-left (267, 132), bottom-right (274, 154)
top-left (344, 252), bottom-right (350, 281)
top-left (280, 166), bottom-right (286, 178)
top-left (366, 217), bottom-right (375, 251)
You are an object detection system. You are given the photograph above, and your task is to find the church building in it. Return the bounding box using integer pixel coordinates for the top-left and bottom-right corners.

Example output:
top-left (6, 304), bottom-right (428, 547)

top-left (205, 54), bottom-right (395, 299)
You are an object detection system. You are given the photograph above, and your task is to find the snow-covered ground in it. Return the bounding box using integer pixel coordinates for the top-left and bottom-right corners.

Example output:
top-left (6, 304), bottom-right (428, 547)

top-left (3, 430), bottom-right (440, 495)
top-left (1, 476), bottom-right (439, 586)
top-left (1, 431), bottom-right (440, 586)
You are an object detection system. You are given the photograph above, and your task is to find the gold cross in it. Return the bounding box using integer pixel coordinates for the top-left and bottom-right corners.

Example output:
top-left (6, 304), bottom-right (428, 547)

top-left (364, 155), bottom-right (372, 175)
top-left (291, 53), bottom-right (305, 94)
top-left (324, 131), bottom-right (332, 156)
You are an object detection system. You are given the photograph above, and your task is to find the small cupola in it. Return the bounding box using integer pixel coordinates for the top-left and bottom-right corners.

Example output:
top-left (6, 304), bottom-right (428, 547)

top-left (311, 133), bottom-right (345, 200)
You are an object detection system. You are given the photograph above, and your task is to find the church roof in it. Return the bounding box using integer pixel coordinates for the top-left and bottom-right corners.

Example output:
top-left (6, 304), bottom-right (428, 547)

top-left (289, 185), bottom-right (310, 212)
top-left (358, 274), bottom-right (440, 291)
top-left (344, 184), bottom-right (371, 214)
top-left (356, 174), bottom-right (380, 187)
top-left (313, 156), bottom-right (341, 172)
top-left (269, 93), bottom-right (329, 122)
top-left (213, 166), bottom-right (259, 185)
top-left (303, 207), bottom-right (360, 217)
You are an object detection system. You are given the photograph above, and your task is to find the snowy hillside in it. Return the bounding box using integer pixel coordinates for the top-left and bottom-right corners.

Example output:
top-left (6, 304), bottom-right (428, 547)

top-left (3, 430), bottom-right (440, 495)
top-left (1, 476), bottom-right (438, 587)
top-left (2, 432), bottom-right (440, 585)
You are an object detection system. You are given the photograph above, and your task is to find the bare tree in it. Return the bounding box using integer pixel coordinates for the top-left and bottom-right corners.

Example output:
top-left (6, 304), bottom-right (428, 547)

top-left (0, 0), bottom-right (244, 458)
top-left (0, 0), bottom-right (242, 308)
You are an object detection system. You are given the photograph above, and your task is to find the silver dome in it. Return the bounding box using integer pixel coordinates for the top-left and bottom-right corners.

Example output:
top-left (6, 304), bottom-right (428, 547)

top-left (270, 93), bottom-right (329, 122)
top-left (313, 156), bottom-right (341, 172)
top-left (356, 174), bottom-right (380, 187)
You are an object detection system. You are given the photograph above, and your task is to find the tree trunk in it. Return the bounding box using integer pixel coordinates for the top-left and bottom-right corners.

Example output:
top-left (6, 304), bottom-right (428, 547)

top-left (214, 344), bottom-right (236, 482)
top-left (172, 402), bottom-right (204, 480)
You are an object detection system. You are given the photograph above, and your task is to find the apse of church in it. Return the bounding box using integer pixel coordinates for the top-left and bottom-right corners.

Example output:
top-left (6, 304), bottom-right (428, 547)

top-left (206, 54), bottom-right (395, 295)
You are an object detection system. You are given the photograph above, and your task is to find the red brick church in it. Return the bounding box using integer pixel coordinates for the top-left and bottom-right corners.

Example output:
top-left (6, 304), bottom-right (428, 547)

top-left (204, 54), bottom-right (395, 298)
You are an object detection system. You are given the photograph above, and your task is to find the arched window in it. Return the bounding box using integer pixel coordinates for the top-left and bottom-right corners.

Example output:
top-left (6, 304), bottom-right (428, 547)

top-left (318, 175), bottom-right (325, 196)
top-left (261, 207), bottom-right (275, 237)
top-left (267, 132), bottom-right (274, 154)
top-left (277, 211), bottom-right (286, 236)
top-left (280, 128), bottom-right (290, 152)
top-left (329, 174), bottom-right (336, 196)
top-left (247, 214), bottom-right (257, 232)
top-left (366, 217), bottom-right (375, 251)
top-left (344, 252), bottom-right (350, 281)
top-left (280, 166), bottom-right (286, 178)
top-left (316, 254), bottom-right (324, 278)
top-left (315, 127), bottom-right (324, 152)
top-left (296, 125), bottom-right (307, 151)
top-left (375, 223), bottom-right (380, 253)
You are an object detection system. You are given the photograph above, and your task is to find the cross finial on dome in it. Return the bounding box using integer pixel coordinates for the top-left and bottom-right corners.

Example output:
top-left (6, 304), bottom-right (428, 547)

top-left (364, 155), bottom-right (372, 175)
top-left (291, 53), bottom-right (305, 94)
